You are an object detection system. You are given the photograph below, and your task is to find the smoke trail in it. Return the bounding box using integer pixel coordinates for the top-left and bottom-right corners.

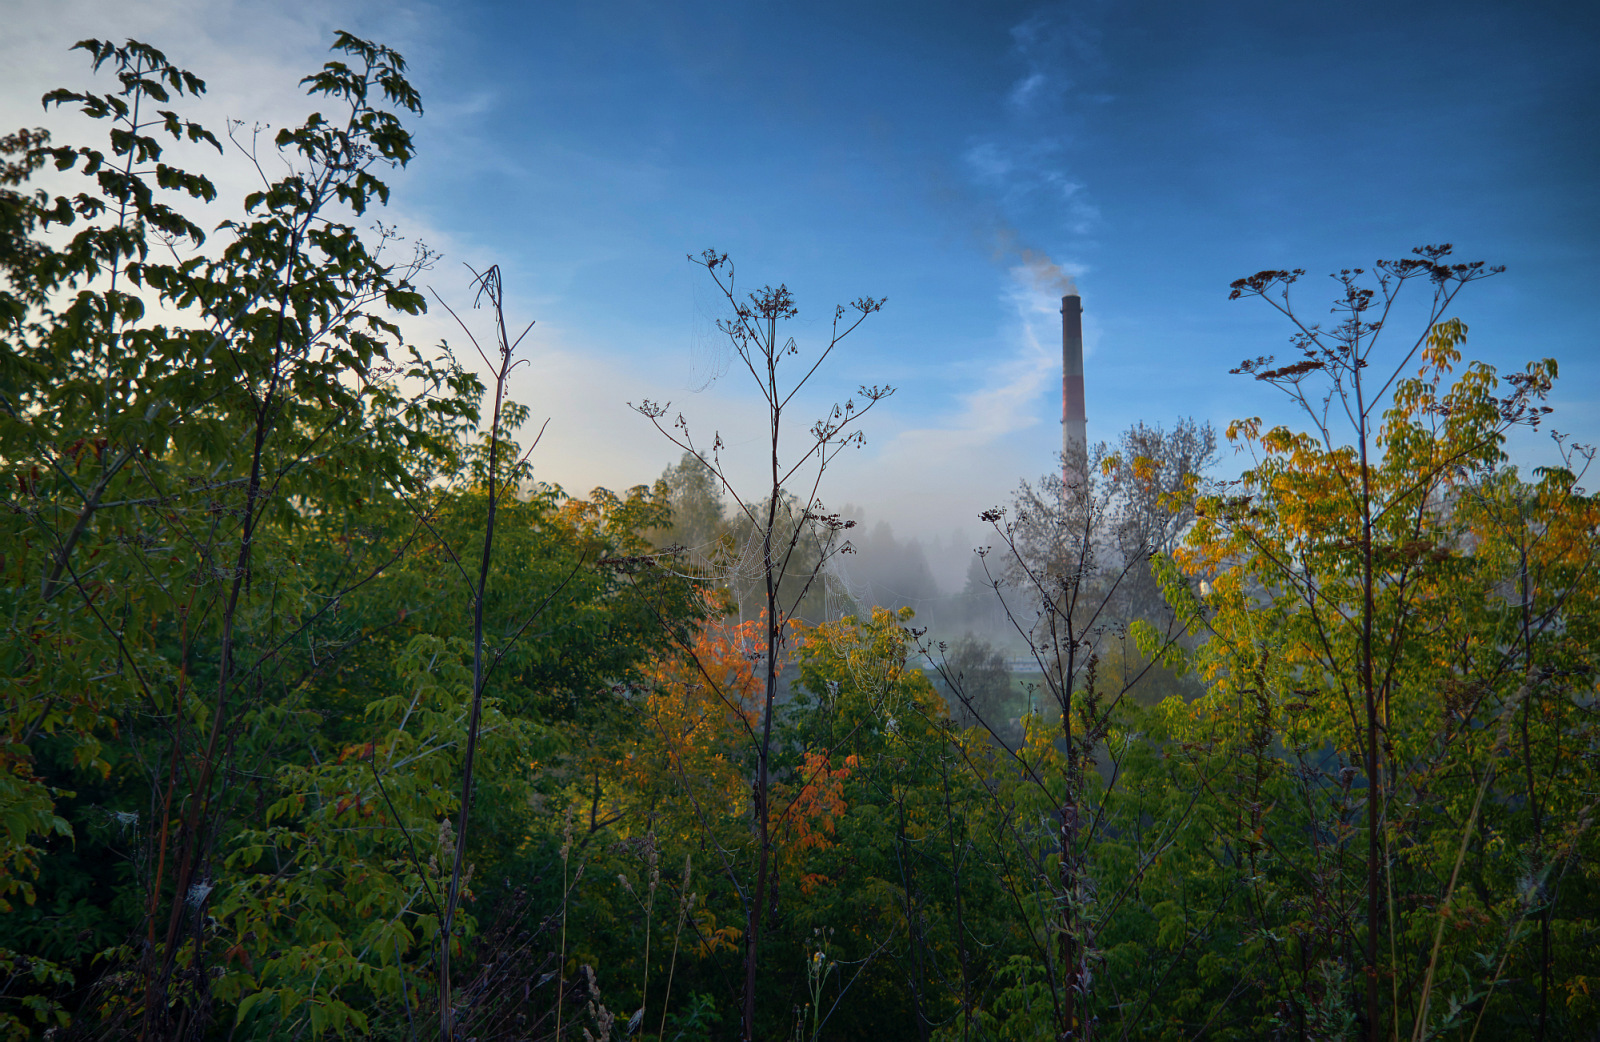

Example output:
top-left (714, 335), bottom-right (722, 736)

top-left (991, 226), bottom-right (1078, 296)
top-left (1015, 248), bottom-right (1078, 296)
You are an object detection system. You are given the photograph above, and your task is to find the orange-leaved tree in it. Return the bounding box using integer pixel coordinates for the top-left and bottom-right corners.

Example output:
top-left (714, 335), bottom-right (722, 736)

top-left (630, 250), bottom-right (888, 1039)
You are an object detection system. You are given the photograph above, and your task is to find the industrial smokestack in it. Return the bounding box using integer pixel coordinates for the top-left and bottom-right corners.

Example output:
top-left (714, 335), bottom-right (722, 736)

top-left (1061, 294), bottom-right (1086, 484)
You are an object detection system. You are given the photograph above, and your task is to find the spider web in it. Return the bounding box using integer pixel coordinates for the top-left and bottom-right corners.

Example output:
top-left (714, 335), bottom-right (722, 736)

top-left (652, 524), bottom-right (872, 627)
top-left (686, 267), bottom-right (731, 393)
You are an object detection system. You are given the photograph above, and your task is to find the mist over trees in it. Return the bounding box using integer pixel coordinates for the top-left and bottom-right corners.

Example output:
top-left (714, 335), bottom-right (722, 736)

top-left (2, 30), bottom-right (1597, 1042)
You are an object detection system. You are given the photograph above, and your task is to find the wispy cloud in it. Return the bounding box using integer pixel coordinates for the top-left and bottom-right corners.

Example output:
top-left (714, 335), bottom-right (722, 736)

top-left (1004, 6), bottom-right (1104, 114)
top-left (961, 3), bottom-right (1107, 261)
top-left (1008, 71), bottom-right (1049, 109)
top-left (963, 141), bottom-right (1015, 185)
top-left (804, 5), bottom-right (1116, 539)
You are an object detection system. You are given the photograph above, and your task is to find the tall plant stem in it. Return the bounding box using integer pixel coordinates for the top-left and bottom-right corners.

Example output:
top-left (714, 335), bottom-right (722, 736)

top-left (437, 265), bottom-right (532, 1040)
top-left (1412, 761), bottom-right (1495, 1038)
top-left (634, 250), bottom-right (886, 1040)
top-left (658, 858), bottom-right (692, 1041)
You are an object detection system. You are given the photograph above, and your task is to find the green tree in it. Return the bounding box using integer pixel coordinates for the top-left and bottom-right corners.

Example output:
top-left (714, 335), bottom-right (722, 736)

top-left (0, 32), bottom-right (709, 1041)
top-left (1154, 248), bottom-right (1598, 1039)
top-left (0, 32), bottom-right (486, 1037)
top-left (934, 635), bottom-right (1011, 732)
top-left (655, 449), bottom-right (727, 558)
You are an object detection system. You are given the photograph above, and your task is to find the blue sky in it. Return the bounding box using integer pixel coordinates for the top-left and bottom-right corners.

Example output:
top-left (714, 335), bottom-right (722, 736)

top-left (5, 0), bottom-right (1596, 580)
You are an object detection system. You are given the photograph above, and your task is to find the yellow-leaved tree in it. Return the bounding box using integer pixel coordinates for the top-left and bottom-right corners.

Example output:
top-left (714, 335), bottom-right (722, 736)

top-left (1157, 248), bottom-right (1598, 1041)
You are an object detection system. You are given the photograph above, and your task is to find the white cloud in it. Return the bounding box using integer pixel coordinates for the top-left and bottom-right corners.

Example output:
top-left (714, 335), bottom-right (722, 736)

top-left (0, 0), bottom-right (448, 228)
top-left (803, 259), bottom-right (1092, 557)
top-left (464, 258), bottom-right (1079, 560)
top-left (0, 2), bottom-right (1078, 565)
top-left (962, 141), bottom-right (1014, 185)
top-left (1008, 71), bottom-right (1047, 109)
